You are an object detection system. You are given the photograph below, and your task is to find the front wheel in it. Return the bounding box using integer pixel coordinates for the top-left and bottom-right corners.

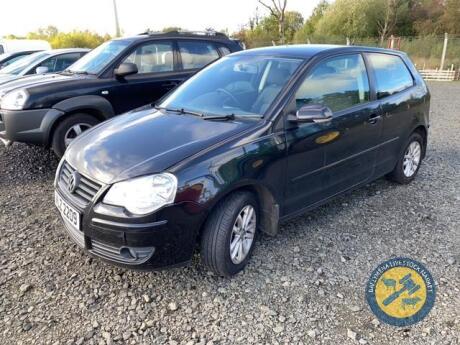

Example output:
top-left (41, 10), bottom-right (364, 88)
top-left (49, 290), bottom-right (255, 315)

top-left (201, 191), bottom-right (258, 277)
top-left (387, 132), bottom-right (424, 184)
top-left (51, 113), bottom-right (99, 158)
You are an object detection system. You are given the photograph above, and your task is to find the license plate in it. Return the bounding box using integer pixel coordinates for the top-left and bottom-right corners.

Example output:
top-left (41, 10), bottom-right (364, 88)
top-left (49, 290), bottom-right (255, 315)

top-left (55, 191), bottom-right (80, 230)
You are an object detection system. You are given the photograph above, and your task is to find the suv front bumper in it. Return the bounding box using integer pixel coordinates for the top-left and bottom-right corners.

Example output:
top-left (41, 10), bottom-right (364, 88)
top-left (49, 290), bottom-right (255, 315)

top-left (0, 108), bottom-right (64, 146)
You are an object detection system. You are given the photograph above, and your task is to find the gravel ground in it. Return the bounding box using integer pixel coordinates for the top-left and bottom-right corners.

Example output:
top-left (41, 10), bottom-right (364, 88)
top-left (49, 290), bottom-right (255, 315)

top-left (0, 82), bottom-right (459, 345)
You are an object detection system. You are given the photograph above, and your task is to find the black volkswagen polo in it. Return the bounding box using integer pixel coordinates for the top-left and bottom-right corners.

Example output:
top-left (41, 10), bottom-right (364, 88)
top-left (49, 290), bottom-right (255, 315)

top-left (54, 45), bottom-right (430, 276)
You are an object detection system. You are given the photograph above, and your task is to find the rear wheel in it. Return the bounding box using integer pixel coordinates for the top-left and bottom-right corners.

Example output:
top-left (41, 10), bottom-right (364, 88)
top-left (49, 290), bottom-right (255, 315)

top-left (387, 132), bottom-right (424, 184)
top-left (201, 191), bottom-right (258, 276)
top-left (51, 113), bottom-right (99, 158)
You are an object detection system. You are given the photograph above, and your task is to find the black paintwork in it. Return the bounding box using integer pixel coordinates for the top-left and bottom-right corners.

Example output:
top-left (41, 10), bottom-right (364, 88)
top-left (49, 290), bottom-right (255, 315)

top-left (56, 45), bottom-right (430, 269)
top-left (0, 33), bottom-right (241, 146)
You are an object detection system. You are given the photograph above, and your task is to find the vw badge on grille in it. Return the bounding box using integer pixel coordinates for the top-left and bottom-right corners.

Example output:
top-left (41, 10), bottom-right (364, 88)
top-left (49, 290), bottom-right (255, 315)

top-left (68, 171), bottom-right (80, 193)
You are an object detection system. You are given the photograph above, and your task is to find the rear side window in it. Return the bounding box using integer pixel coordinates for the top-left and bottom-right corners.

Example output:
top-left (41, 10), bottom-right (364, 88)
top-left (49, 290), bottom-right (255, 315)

top-left (178, 41), bottom-right (219, 70)
top-left (295, 54), bottom-right (370, 112)
top-left (367, 53), bottom-right (413, 99)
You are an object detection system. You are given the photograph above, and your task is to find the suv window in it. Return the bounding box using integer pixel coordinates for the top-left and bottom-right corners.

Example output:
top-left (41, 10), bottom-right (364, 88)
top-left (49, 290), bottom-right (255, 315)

top-left (295, 54), bottom-right (370, 112)
top-left (367, 53), bottom-right (413, 99)
top-left (123, 41), bottom-right (174, 74)
top-left (178, 41), bottom-right (219, 70)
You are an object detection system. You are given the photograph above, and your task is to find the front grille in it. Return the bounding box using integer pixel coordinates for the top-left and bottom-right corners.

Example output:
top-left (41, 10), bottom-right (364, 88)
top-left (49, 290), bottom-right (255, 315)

top-left (59, 161), bottom-right (102, 205)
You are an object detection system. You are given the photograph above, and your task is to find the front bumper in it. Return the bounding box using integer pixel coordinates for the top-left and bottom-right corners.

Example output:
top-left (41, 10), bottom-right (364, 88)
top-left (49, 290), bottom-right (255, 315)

top-left (54, 167), bottom-right (206, 270)
top-left (0, 107), bottom-right (64, 146)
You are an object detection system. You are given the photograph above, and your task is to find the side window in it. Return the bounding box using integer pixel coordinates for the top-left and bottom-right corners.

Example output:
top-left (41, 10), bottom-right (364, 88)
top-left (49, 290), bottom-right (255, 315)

top-left (218, 46), bottom-right (231, 56)
top-left (53, 53), bottom-right (83, 72)
top-left (30, 56), bottom-right (57, 74)
top-left (0, 45), bottom-right (4, 54)
top-left (295, 54), bottom-right (370, 112)
top-left (367, 53), bottom-right (413, 99)
top-left (122, 41), bottom-right (174, 74)
top-left (178, 41), bottom-right (219, 70)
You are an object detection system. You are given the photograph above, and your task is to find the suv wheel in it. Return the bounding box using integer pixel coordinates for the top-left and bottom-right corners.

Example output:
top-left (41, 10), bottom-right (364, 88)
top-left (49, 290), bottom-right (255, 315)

top-left (387, 132), bottom-right (424, 184)
top-left (52, 113), bottom-right (99, 158)
top-left (201, 191), bottom-right (258, 276)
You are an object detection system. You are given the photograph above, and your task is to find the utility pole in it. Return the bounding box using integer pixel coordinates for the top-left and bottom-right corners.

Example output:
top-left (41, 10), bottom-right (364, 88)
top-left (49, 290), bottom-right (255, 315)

top-left (113, 0), bottom-right (121, 37)
top-left (440, 32), bottom-right (448, 71)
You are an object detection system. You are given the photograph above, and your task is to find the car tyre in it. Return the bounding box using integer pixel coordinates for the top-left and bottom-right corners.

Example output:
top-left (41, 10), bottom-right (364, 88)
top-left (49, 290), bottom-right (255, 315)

top-left (201, 191), bottom-right (258, 277)
top-left (52, 113), bottom-right (99, 158)
top-left (387, 132), bottom-right (424, 184)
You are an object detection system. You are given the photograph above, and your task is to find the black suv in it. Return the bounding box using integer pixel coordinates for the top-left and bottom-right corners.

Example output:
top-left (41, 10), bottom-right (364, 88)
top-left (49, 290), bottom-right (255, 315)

top-left (0, 31), bottom-right (242, 156)
top-left (54, 45), bottom-right (430, 276)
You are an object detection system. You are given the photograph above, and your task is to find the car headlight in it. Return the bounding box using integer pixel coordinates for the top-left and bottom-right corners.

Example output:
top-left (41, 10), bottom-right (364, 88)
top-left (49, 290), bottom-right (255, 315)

top-left (103, 173), bottom-right (178, 215)
top-left (1, 89), bottom-right (28, 110)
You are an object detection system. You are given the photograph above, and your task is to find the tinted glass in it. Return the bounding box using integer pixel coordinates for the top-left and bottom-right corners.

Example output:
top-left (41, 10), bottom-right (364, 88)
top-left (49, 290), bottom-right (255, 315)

top-left (68, 40), bottom-right (130, 74)
top-left (122, 42), bottom-right (174, 73)
top-left (219, 46), bottom-right (231, 56)
top-left (0, 51), bottom-right (50, 75)
top-left (161, 55), bottom-right (302, 116)
top-left (178, 41), bottom-right (219, 70)
top-left (367, 53), bottom-right (413, 99)
top-left (33, 56), bottom-right (57, 73)
top-left (54, 53), bottom-right (84, 71)
top-left (295, 54), bottom-right (370, 112)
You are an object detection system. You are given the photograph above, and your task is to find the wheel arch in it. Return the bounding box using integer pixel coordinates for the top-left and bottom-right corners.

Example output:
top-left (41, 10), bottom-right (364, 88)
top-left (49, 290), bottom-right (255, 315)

top-left (412, 125), bottom-right (428, 158)
top-left (201, 181), bottom-right (281, 238)
top-left (44, 96), bottom-right (115, 146)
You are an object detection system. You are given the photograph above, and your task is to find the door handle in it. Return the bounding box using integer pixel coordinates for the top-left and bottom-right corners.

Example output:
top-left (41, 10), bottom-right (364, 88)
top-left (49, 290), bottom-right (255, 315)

top-left (367, 114), bottom-right (381, 124)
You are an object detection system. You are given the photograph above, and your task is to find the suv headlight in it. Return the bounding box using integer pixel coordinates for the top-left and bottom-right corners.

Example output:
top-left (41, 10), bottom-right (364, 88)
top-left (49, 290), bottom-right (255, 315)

top-left (1, 89), bottom-right (28, 110)
top-left (103, 173), bottom-right (178, 215)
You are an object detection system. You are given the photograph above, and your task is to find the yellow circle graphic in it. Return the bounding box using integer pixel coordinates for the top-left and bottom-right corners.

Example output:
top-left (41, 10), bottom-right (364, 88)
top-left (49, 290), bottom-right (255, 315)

top-left (375, 267), bottom-right (427, 318)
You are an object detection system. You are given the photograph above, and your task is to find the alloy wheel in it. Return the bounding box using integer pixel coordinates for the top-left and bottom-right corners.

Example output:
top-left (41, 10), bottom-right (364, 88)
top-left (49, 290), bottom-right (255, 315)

top-left (229, 205), bottom-right (256, 264)
top-left (403, 141), bottom-right (421, 177)
top-left (64, 123), bottom-right (92, 147)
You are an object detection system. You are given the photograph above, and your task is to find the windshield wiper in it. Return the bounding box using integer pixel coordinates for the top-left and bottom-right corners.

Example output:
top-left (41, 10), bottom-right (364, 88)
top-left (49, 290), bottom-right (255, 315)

top-left (203, 113), bottom-right (264, 121)
top-left (154, 105), bottom-right (205, 117)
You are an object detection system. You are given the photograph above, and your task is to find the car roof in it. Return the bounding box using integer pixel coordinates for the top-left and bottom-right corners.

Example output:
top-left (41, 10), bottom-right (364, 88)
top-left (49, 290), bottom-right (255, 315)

top-left (231, 44), bottom-right (406, 59)
top-left (46, 48), bottom-right (91, 55)
top-left (112, 31), bottom-right (235, 43)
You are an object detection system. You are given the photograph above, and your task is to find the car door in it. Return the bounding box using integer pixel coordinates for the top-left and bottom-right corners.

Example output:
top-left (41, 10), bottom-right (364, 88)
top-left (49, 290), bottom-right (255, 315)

top-left (107, 40), bottom-right (190, 114)
top-left (287, 53), bottom-right (383, 205)
top-left (365, 53), bottom-right (416, 176)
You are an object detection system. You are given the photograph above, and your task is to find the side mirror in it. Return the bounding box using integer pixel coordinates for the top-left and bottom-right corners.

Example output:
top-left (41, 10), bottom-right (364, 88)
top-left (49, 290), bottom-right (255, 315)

top-left (289, 104), bottom-right (333, 123)
top-left (114, 62), bottom-right (138, 78)
top-left (36, 66), bottom-right (49, 74)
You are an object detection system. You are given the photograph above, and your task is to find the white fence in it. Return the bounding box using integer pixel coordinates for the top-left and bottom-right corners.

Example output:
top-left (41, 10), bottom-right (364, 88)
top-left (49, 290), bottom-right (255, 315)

top-left (418, 69), bottom-right (457, 81)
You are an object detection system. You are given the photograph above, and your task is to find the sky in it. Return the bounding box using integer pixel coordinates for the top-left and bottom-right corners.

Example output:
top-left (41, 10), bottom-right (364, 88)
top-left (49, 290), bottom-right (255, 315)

top-left (0, 0), bottom-right (322, 37)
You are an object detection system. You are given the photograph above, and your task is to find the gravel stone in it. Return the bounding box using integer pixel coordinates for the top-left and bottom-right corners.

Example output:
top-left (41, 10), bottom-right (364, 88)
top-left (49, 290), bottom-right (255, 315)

top-left (0, 82), bottom-right (459, 344)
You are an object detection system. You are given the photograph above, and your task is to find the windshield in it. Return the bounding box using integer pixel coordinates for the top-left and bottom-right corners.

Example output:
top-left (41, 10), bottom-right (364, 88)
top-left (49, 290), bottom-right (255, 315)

top-left (0, 51), bottom-right (49, 75)
top-left (66, 40), bottom-right (131, 74)
top-left (160, 55), bottom-right (303, 117)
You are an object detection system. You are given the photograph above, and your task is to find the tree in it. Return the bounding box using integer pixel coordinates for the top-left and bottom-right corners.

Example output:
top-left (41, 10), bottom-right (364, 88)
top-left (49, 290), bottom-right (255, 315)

top-left (23, 27), bottom-right (111, 49)
top-left (294, 0), bottom-right (329, 42)
top-left (258, 0), bottom-right (288, 43)
top-left (367, 0), bottom-right (411, 44)
top-left (441, 0), bottom-right (460, 34)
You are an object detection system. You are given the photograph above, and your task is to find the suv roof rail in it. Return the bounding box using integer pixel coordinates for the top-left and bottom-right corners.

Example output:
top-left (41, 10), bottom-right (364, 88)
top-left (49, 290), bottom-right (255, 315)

top-left (139, 29), bottom-right (229, 39)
